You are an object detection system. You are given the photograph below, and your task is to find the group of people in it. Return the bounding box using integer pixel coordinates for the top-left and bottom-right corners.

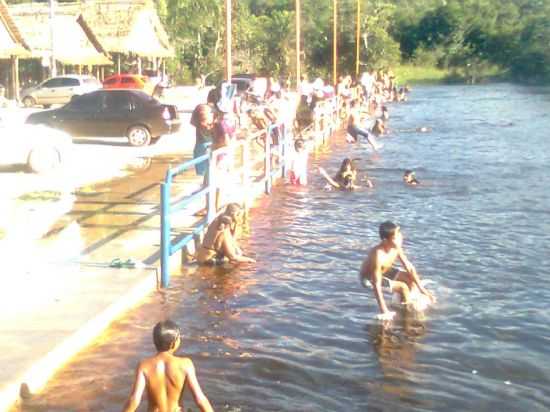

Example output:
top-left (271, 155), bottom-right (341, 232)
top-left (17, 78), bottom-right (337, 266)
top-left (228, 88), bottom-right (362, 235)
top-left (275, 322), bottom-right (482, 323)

top-left (288, 69), bottom-right (436, 322)
top-left (121, 70), bottom-right (435, 411)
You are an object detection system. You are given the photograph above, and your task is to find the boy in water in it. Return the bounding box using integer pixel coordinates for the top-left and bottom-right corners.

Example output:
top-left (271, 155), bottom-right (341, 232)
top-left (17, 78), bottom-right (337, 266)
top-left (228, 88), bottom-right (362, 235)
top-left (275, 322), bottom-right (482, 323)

top-left (122, 320), bottom-right (214, 412)
top-left (288, 138), bottom-right (309, 185)
top-left (197, 203), bottom-right (255, 265)
top-left (359, 221), bottom-right (435, 319)
top-left (403, 170), bottom-right (420, 185)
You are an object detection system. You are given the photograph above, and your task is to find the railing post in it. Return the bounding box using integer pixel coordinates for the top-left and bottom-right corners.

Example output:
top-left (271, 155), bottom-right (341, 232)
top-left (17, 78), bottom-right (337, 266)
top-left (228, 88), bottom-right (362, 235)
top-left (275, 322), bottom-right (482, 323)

top-left (265, 128), bottom-right (272, 194)
top-left (280, 124), bottom-right (287, 178)
top-left (160, 182), bottom-right (171, 288)
top-left (207, 150), bottom-right (216, 223)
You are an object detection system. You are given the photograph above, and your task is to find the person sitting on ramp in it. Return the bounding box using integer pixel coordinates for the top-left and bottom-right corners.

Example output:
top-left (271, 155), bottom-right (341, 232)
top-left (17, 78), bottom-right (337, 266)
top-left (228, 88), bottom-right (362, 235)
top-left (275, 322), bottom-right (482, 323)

top-left (197, 204), bottom-right (255, 265)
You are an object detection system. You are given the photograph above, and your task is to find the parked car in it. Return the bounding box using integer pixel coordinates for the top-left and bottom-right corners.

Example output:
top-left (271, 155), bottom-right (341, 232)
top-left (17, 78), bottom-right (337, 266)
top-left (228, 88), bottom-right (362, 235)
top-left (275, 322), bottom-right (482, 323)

top-left (231, 74), bottom-right (255, 95)
top-left (26, 89), bottom-right (181, 146)
top-left (102, 74), bottom-right (155, 95)
top-left (20, 75), bottom-right (102, 109)
top-left (0, 112), bottom-right (72, 173)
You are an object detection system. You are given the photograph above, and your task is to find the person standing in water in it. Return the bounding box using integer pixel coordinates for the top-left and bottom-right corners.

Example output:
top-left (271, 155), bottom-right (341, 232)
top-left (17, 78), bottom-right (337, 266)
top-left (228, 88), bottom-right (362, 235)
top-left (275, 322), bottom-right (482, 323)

top-left (122, 320), bottom-right (214, 412)
top-left (346, 100), bottom-right (381, 151)
top-left (359, 221), bottom-right (436, 319)
top-left (288, 138), bottom-right (309, 185)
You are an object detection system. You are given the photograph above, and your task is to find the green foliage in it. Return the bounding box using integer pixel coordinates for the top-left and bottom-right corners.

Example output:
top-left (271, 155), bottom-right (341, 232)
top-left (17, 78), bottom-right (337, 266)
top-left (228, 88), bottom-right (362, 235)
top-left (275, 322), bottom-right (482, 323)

top-left (152, 0), bottom-right (550, 85)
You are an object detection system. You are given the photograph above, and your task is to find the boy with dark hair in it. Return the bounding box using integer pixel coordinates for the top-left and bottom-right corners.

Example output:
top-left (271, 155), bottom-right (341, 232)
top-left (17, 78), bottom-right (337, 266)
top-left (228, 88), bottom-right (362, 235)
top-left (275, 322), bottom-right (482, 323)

top-left (403, 170), bottom-right (420, 185)
top-left (359, 221), bottom-right (435, 319)
top-left (122, 320), bottom-right (214, 412)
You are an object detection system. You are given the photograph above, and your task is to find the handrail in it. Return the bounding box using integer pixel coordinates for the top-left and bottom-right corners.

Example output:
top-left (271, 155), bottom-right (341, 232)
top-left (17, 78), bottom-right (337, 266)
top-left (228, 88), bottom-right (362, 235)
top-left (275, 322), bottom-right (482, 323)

top-left (160, 98), bottom-right (340, 288)
top-left (160, 122), bottom-right (288, 288)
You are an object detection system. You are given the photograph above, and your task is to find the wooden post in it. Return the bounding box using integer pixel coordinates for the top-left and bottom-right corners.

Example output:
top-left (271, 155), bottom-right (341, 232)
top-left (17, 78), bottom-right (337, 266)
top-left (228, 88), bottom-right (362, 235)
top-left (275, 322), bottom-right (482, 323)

top-left (49, 0), bottom-right (57, 77)
top-left (295, 0), bottom-right (301, 89)
top-left (117, 54), bottom-right (121, 74)
top-left (224, 0), bottom-right (232, 81)
top-left (355, 0), bottom-right (361, 78)
top-left (10, 56), bottom-right (20, 101)
top-left (332, 0), bottom-right (338, 86)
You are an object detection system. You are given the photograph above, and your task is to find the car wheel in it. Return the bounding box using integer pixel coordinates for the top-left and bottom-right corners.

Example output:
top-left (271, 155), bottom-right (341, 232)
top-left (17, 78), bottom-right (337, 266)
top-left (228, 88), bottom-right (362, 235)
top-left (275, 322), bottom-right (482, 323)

top-left (127, 125), bottom-right (151, 147)
top-left (27, 147), bottom-right (61, 173)
top-left (23, 96), bottom-right (36, 108)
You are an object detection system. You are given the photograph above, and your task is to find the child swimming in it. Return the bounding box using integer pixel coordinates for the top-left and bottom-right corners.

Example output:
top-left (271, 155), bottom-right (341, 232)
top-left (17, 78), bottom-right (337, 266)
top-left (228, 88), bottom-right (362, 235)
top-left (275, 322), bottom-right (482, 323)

top-left (319, 158), bottom-right (361, 190)
top-left (403, 170), bottom-right (420, 185)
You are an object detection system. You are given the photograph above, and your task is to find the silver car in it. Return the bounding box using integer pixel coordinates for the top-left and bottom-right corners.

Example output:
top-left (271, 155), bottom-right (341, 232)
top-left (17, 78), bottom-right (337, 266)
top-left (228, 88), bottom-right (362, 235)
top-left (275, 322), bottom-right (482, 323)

top-left (20, 75), bottom-right (102, 108)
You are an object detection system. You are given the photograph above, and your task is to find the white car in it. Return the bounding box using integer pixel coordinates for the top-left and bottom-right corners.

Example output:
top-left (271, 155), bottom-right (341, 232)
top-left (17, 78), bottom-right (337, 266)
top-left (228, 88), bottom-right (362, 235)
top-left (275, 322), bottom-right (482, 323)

top-left (0, 111), bottom-right (72, 173)
top-left (20, 75), bottom-right (102, 108)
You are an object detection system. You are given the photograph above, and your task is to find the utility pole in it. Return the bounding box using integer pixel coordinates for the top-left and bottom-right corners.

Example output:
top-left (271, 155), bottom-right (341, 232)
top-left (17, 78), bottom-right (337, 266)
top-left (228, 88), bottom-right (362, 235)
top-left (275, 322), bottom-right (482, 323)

top-left (355, 0), bottom-right (361, 78)
top-left (295, 0), bottom-right (301, 89)
top-left (49, 0), bottom-right (57, 77)
top-left (332, 0), bottom-right (337, 86)
top-left (224, 0), bottom-right (232, 81)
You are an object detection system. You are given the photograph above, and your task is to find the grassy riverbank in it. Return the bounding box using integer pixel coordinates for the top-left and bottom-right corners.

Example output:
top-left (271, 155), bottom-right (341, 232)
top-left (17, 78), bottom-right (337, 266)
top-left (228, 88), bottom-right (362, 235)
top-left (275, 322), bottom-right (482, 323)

top-left (394, 64), bottom-right (507, 85)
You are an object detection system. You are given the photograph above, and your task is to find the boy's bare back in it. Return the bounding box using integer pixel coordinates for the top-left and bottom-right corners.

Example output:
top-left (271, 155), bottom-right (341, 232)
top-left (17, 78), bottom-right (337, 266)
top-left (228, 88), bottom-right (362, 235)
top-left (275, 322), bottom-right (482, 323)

top-left (141, 352), bottom-right (187, 412)
top-left (123, 320), bottom-right (213, 412)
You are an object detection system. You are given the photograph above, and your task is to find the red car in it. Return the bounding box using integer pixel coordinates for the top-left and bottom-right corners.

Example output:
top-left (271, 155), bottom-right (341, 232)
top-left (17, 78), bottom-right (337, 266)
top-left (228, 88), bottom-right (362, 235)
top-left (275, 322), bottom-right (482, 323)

top-left (102, 74), bottom-right (154, 94)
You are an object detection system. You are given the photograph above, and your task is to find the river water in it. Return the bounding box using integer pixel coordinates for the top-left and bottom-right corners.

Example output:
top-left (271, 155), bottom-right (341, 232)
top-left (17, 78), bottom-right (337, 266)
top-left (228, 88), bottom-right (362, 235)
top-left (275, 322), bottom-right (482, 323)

top-left (15, 84), bottom-right (550, 411)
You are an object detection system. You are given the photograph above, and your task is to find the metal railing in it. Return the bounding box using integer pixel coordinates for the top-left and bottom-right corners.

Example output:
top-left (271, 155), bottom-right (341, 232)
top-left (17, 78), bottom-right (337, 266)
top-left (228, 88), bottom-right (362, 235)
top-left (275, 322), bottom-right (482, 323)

top-left (160, 124), bottom-right (287, 287)
top-left (159, 98), bottom-right (339, 288)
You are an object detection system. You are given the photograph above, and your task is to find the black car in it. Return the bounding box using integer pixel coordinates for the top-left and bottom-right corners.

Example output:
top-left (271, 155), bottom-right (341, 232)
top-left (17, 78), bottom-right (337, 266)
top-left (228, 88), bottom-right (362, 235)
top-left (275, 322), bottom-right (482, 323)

top-left (26, 89), bottom-right (180, 146)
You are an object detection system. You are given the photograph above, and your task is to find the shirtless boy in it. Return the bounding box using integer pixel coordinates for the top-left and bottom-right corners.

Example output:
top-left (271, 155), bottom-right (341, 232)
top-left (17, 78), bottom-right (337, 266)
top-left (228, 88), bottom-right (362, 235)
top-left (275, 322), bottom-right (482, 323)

top-left (359, 221), bottom-right (435, 318)
top-left (122, 320), bottom-right (214, 412)
top-left (197, 203), bottom-right (255, 265)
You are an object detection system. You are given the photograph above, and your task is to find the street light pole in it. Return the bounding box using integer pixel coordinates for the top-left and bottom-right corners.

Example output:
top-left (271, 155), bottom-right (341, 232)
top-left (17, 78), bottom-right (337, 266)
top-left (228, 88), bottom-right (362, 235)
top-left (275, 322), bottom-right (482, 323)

top-left (332, 0), bottom-right (337, 86)
top-left (49, 0), bottom-right (57, 77)
top-left (224, 0), bottom-right (232, 82)
top-left (295, 0), bottom-right (301, 89)
top-left (355, 0), bottom-right (361, 78)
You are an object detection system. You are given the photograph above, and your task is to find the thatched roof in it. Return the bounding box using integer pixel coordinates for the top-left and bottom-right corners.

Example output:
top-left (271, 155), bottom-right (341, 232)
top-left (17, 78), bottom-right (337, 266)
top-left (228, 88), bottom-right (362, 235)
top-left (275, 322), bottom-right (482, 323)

top-left (77, 0), bottom-right (174, 57)
top-left (8, 3), bottom-right (112, 65)
top-left (0, 0), bottom-right (30, 58)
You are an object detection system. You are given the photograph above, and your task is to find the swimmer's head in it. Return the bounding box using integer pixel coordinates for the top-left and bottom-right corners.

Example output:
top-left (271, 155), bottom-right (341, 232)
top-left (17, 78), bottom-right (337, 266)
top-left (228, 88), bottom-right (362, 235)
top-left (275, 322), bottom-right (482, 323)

top-left (403, 170), bottom-right (419, 184)
top-left (224, 203), bottom-right (243, 222)
top-left (153, 320), bottom-right (181, 352)
top-left (339, 158), bottom-right (354, 172)
top-left (294, 138), bottom-right (305, 152)
top-left (379, 221), bottom-right (401, 244)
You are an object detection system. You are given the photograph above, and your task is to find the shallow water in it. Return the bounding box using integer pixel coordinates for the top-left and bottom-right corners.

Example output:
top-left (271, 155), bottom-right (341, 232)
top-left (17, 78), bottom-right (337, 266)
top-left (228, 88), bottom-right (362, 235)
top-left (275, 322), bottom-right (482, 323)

top-left (16, 84), bottom-right (550, 411)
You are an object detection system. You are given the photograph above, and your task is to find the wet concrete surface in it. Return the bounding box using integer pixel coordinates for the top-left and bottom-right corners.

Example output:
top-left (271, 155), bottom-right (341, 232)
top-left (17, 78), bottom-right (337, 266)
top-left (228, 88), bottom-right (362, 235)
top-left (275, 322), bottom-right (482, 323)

top-left (0, 140), bottom-right (207, 410)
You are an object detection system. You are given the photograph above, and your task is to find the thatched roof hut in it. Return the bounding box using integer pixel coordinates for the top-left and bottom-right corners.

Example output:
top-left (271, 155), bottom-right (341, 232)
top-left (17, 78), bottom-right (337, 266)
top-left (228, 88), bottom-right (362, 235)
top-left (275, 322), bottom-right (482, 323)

top-left (78, 0), bottom-right (174, 58)
top-left (8, 3), bottom-right (111, 65)
top-left (0, 0), bottom-right (29, 58)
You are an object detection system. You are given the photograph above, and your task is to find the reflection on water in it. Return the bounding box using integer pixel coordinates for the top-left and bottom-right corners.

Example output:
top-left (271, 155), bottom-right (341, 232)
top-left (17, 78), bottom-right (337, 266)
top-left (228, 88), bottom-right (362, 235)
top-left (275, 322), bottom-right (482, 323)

top-left (13, 84), bottom-right (550, 412)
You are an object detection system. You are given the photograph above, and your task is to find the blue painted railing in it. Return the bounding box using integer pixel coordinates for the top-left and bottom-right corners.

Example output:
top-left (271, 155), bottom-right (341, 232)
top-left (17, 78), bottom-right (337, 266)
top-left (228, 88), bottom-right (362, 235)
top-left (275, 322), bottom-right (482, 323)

top-left (159, 98), bottom-right (338, 288)
top-left (160, 124), bottom-right (287, 288)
